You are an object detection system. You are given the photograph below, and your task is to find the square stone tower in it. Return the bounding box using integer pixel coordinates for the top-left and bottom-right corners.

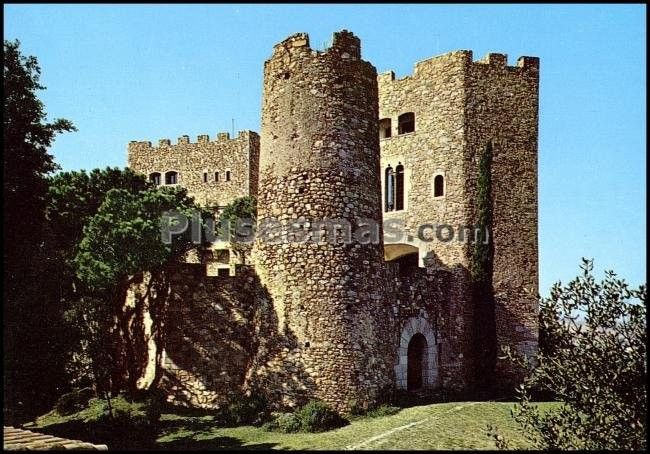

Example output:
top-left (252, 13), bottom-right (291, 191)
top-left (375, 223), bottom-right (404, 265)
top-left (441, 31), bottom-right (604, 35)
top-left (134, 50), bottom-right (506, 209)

top-left (378, 51), bottom-right (539, 391)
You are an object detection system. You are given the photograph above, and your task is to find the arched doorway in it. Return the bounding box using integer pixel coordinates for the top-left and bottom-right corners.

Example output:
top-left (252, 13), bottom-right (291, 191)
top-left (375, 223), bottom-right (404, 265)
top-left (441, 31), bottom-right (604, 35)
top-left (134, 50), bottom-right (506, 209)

top-left (395, 316), bottom-right (438, 391)
top-left (407, 333), bottom-right (427, 391)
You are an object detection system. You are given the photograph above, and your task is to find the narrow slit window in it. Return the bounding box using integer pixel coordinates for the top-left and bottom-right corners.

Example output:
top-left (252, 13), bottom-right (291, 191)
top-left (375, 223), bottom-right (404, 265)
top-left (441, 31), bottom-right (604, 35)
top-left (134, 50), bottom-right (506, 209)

top-left (379, 118), bottom-right (392, 139)
top-left (398, 112), bottom-right (415, 134)
top-left (385, 166), bottom-right (395, 212)
top-left (395, 163), bottom-right (404, 210)
top-left (225, 170), bottom-right (231, 181)
top-left (215, 171), bottom-right (219, 182)
top-left (434, 174), bottom-right (444, 197)
top-left (203, 172), bottom-right (208, 183)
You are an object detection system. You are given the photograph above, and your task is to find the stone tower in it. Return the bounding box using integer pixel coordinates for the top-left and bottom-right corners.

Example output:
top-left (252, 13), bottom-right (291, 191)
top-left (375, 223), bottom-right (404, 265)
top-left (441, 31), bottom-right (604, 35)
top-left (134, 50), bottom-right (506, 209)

top-left (250, 30), bottom-right (393, 411)
top-left (378, 51), bottom-right (539, 393)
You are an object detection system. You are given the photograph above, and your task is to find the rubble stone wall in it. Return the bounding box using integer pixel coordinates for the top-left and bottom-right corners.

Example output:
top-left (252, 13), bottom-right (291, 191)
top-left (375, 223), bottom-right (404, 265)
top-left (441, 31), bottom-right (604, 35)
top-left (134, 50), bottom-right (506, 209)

top-left (251, 30), bottom-right (394, 412)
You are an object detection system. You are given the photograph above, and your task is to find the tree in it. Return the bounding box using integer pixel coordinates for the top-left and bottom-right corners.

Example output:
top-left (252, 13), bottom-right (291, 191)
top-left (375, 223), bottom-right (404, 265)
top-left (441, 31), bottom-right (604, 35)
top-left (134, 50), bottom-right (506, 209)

top-left (3, 39), bottom-right (76, 423)
top-left (73, 186), bottom-right (212, 394)
top-left (218, 195), bottom-right (257, 263)
top-left (42, 168), bottom-right (151, 395)
top-left (44, 168), bottom-right (150, 296)
top-left (471, 140), bottom-right (497, 395)
top-left (489, 259), bottom-right (646, 450)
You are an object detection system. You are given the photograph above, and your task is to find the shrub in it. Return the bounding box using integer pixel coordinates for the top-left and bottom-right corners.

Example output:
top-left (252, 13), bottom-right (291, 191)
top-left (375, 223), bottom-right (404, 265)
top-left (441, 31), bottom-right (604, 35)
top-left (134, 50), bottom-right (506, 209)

top-left (95, 394), bottom-right (161, 430)
top-left (295, 400), bottom-right (348, 433)
top-left (275, 412), bottom-right (302, 433)
top-left (346, 399), bottom-right (365, 417)
top-left (260, 419), bottom-right (279, 432)
top-left (367, 404), bottom-right (400, 418)
top-left (55, 388), bottom-right (95, 416)
top-left (490, 260), bottom-right (647, 450)
top-left (264, 401), bottom-right (348, 433)
top-left (224, 393), bottom-right (269, 426)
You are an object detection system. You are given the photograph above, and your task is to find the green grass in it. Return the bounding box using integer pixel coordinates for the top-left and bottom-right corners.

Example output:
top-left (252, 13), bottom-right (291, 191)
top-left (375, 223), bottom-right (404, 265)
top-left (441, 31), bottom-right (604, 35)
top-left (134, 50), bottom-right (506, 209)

top-left (157, 401), bottom-right (559, 450)
top-left (30, 400), bottom-right (558, 450)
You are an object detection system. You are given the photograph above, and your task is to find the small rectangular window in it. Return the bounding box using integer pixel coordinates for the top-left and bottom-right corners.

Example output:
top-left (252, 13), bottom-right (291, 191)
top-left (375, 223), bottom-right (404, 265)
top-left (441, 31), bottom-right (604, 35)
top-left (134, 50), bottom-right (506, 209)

top-left (203, 172), bottom-right (208, 183)
top-left (226, 170), bottom-right (231, 181)
top-left (215, 172), bottom-right (219, 182)
top-left (165, 171), bottom-right (178, 185)
top-left (398, 112), bottom-right (415, 134)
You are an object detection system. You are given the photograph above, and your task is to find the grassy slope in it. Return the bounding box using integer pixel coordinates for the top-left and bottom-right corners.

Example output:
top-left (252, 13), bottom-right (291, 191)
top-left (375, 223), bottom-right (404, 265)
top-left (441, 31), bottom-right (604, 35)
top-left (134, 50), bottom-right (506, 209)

top-left (155, 402), bottom-right (558, 450)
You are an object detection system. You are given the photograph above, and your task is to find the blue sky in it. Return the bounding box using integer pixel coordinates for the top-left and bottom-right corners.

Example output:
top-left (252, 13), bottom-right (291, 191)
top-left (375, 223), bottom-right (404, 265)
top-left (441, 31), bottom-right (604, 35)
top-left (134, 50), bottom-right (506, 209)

top-left (4, 4), bottom-right (646, 294)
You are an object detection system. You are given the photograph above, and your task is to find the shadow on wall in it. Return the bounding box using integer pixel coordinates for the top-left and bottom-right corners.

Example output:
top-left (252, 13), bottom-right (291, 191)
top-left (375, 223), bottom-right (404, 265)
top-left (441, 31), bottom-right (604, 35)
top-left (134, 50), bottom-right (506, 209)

top-left (242, 278), bottom-right (319, 411)
top-left (129, 263), bottom-right (317, 411)
top-left (129, 254), bottom-right (537, 409)
top-left (386, 249), bottom-right (538, 401)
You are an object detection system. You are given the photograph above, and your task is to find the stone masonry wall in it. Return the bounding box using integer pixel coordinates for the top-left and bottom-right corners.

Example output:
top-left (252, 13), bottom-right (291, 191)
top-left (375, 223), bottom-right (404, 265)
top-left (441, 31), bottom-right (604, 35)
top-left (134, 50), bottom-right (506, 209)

top-left (378, 52), bottom-right (478, 390)
top-left (465, 54), bottom-right (540, 389)
top-left (122, 30), bottom-right (539, 407)
top-left (127, 130), bottom-right (260, 210)
top-left (378, 50), bottom-right (539, 393)
top-left (251, 31), bottom-right (394, 412)
top-left (126, 263), bottom-right (264, 409)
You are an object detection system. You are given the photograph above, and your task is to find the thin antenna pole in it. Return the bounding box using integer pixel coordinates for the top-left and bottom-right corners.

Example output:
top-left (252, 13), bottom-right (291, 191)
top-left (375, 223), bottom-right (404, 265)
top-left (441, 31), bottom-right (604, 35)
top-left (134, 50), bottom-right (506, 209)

top-left (231, 118), bottom-right (234, 137)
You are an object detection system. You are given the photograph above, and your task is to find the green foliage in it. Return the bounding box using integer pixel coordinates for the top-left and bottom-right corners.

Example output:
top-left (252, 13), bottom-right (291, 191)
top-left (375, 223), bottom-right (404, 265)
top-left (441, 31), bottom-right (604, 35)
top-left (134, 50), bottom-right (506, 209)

top-left (3, 39), bottom-right (76, 424)
top-left (491, 259), bottom-right (647, 450)
top-left (470, 140), bottom-right (497, 392)
top-left (74, 186), bottom-right (210, 291)
top-left (295, 400), bottom-right (348, 433)
top-left (223, 393), bottom-right (269, 426)
top-left (366, 404), bottom-right (401, 418)
top-left (54, 388), bottom-right (96, 416)
top-left (218, 196), bottom-right (257, 257)
top-left (45, 168), bottom-right (149, 271)
top-left (345, 399), bottom-right (400, 419)
top-left (218, 195), bottom-right (257, 234)
top-left (275, 412), bottom-right (302, 433)
top-left (3, 39), bottom-right (76, 255)
top-left (41, 168), bottom-right (152, 393)
top-left (264, 400), bottom-right (348, 433)
top-left (470, 140), bottom-right (493, 284)
top-left (63, 296), bottom-right (119, 393)
top-left (345, 399), bottom-right (365, 417)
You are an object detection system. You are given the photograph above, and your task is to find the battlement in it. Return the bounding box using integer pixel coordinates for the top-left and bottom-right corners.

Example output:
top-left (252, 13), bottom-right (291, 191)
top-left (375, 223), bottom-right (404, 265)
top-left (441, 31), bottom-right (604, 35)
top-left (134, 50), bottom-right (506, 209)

top-left (128, 130), bottom-right (258, 151)
top-left (268, 29), bottom-right (362, 64)
top-left (474, 52), bottom-right (539, 72)
top-left (378, 49), bottom-right (538, 85)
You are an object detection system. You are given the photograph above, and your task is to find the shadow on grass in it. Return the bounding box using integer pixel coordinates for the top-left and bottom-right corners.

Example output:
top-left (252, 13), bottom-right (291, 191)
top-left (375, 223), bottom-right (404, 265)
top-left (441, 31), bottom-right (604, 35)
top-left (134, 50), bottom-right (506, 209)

top-left (159, 435), bottom-right (278, 451)
top-left (36, 415), bottom-right (279, 451)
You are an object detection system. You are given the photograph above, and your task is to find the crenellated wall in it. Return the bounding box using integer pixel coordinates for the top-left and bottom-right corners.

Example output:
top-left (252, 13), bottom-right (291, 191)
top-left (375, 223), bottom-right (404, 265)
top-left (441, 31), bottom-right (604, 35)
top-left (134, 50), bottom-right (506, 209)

top-left (127, 130), bottom-right (259, 210)
top-left (465, 52), bottom-right (539, 389)
top-left (378, 49), bottom-right (539, 392)
top-left (124, 29), bottom-right (539, 410)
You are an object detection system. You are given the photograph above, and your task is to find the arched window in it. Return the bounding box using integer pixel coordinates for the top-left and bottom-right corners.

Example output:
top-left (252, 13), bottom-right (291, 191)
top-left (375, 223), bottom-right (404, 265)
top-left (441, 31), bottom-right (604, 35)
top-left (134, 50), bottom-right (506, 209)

top-left (214, 171), bottom-right (219, 182)
top-left (434, 174), bottom-right (444, 197)
top-left (395, 163), bottom-right (405, 211)
top-left (385, 166), bottom-right (395, 212)
top-left (149, 172), bottom-right (161, 186)
top-left (379, 118), bottom-right (392, 139)
top-left (165, 171), bottom-right (178, 185)
top-left (398, 112), bottom-right (415, 134)
top-left (225, 170), bottom-right (231, 181)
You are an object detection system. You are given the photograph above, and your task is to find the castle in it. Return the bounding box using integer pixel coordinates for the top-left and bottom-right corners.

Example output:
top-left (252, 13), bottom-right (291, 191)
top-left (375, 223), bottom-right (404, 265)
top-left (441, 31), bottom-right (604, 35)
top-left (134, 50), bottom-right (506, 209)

top-left (126, 30), bottom-right (539, 412)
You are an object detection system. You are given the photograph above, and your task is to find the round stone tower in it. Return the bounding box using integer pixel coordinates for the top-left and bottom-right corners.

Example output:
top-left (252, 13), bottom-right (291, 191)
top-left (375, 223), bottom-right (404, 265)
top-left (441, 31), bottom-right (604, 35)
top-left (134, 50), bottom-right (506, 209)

top-left (250, 30), bottom-right (392, 411)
